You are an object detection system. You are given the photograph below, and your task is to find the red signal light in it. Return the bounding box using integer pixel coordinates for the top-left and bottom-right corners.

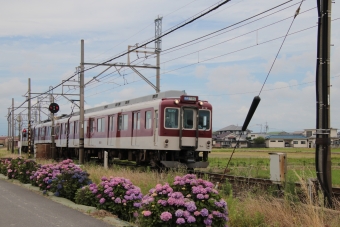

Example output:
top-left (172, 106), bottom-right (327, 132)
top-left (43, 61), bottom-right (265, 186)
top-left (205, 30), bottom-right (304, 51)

top-left (49, 103), bottom-right (60, 114)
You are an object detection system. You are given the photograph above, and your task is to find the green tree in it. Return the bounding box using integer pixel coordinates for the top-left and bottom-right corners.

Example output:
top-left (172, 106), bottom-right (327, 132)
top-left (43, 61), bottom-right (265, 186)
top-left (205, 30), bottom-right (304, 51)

top-left (253, 136), bottom-right (265, 144)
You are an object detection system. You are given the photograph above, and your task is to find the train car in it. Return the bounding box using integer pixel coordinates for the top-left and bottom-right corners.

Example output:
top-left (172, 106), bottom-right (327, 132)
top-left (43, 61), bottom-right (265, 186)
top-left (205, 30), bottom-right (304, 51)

top-left (32, 90), bottom-right (212, 169)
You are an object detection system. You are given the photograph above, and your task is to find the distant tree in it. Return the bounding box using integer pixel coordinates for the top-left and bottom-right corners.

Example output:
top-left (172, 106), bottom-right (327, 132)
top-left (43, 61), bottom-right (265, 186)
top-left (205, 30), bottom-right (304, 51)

top-left (253, 136), bottom-right (265, 144)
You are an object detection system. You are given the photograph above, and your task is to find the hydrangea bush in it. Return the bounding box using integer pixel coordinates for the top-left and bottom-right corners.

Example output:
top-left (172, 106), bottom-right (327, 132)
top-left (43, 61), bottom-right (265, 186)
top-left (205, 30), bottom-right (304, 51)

top-left (0, 158), bottom-right (12, 175)
top-left (30, 159), bottom-right (91, 201)
top-left (7, 157), bottom-right (39, 183)
top-left (75, 176), bottom-right (143, 222)
top-left (139, 174), bottom-right (228, 227)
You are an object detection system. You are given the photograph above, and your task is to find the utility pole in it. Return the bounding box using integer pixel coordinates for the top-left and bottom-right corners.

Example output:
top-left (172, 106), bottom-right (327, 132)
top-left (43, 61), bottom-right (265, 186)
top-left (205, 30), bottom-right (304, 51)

top-left (12, 98), bottom-right (14, 154)
top-left (7, 108), bottom-right (10, 151)
top-left (28, 78), bottom-right (32, 158)
top-left (315, 0), bottom-right (332, 207)
top-left (17, 113), bottom-right (21, 155)
top-left (79, 39), bottom-right (85, 164)
top-left (155, 16), bottom-right (162, 93)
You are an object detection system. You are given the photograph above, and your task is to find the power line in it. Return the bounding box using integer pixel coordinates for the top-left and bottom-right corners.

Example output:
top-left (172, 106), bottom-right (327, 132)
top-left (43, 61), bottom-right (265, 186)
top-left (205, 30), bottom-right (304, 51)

top-left (259, 0), bottom-right (304, 95)
top-left (161, 1), bottom-right (305, 57)
top-left (161, 0), bottom-right (295, 54)
top-left (84, 0), bottom-right (303, 92)
top-left (84, 21), bottom-right (329, 98)
top-left (87, 0), bottom-right (201, 63)
top-left (29, 0), bottom-right (233, 101)
top-left (161, 7), bottom-right (315, 65)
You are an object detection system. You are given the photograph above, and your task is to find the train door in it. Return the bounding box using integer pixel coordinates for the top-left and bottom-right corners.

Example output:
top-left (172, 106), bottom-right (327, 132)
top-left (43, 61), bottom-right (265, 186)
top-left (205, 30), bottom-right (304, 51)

top-left (73, 121), bottom-right (79, 146)
top-left (180, 107), bottom-right (198, 148)
top-left (132, 112), bottom-right (140, 146)
top-left (88, 118), bottom-right (94, 146)
top-left (108, 115), bottom-right (115, 146)
top-left (153, 110), bottom-right (158, 146)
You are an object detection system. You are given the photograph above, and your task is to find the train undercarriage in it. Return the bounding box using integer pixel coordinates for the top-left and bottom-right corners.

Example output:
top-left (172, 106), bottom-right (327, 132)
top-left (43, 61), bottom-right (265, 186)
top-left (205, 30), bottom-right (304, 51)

top-left (53, 147), bottom-right (209, 169)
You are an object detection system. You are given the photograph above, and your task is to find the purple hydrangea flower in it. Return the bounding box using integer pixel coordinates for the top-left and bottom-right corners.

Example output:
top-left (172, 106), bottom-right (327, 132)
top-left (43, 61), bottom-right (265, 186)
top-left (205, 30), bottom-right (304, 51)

top-left (160, 211), bottom-right (172, 221)
top-left (175, 209), bottom-right (184, 217)
top-left (204, 218), bottom-right (212, 225)
top-left (99, 198), bottom-right (105, 204)
top-left (176, 217), bottom-right (185, 225)
top-left (187, 215), bottom-right (196, 223)
top-left (201, 208), bottom-right (209, 217)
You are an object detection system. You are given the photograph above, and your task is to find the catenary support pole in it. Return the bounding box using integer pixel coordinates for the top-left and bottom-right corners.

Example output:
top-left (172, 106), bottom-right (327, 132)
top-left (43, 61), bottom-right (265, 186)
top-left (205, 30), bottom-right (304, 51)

top-left (28, 78), bottom-right (32, 158)
top-left (18, 113), bottom-right (21, 155)
top-left (7, 108), bottom-right (10, 151)
top-left (11, 98), bottom-right (14, 154)
top-left (79, 40), bottom-right (85, 164)
top-left (315, 0), bottom-right (332, 207)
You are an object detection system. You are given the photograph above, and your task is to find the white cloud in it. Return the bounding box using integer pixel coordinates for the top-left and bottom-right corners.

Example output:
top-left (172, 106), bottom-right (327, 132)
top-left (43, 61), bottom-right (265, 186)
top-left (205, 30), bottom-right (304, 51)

top-left (1, 0), bottom-right (340, 135)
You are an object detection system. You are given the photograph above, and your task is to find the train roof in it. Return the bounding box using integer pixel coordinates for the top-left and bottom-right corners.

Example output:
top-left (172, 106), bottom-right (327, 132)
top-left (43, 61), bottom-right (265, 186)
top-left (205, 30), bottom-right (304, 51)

top-left (71, 90), bottom-right (186, 117)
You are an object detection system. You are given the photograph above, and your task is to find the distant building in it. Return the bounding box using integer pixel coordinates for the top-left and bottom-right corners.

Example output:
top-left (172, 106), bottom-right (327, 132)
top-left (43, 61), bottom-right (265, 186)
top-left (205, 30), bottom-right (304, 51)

top-left (213, 125), bottom-right (251, 148)
top-left (248, 132), bottom-right (267, 140)
top-left (265, 135), bottom-right (308, 148)
top-left (303, 128), bottom-right (338, 148)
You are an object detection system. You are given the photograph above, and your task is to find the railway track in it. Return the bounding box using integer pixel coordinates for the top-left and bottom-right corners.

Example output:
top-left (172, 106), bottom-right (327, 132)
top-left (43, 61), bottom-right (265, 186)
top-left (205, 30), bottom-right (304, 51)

top-left (195, 171), bottom-right (340, 199)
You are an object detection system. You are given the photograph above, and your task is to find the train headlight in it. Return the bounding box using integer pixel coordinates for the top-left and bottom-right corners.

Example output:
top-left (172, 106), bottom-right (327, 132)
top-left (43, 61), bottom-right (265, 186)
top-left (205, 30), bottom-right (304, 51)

top-left (199, 101), bottom-right (203, 106)
top-left (174, 99), bottom-right (179, 104)
top-left (165, 139), bottom-right (169, 148)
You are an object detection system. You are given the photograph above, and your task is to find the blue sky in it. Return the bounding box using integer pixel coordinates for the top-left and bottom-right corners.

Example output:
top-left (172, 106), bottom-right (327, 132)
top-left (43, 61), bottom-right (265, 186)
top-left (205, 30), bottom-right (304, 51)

top-left (1, 0), bottom-right (340, 136)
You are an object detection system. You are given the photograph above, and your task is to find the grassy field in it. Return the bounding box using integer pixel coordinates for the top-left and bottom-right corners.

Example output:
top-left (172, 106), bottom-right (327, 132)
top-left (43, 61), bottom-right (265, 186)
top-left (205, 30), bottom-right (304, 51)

top-left (209, 148), bottom-right (340, 186)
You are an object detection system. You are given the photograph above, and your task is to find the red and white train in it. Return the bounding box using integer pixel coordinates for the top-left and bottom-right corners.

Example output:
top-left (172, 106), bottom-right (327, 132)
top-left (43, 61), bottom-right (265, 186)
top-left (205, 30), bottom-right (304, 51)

top-left (22, 90), bottom-right (212, 168)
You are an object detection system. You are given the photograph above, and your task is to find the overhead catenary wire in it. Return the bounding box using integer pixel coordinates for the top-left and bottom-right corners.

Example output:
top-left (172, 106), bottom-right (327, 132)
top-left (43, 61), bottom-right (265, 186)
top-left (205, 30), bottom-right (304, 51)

top-left (28, 0), bottom-right (234, 102)
top-left (258, 0), bottom-right (304, 95)
top-left (87, 0), bottom-right (201, 63)
top-left (222, 0), bottom-right (305, 176)
top-left (85, 23), bottom-right (322, 98)
top-left (85, 1), bottom-right (306, 92)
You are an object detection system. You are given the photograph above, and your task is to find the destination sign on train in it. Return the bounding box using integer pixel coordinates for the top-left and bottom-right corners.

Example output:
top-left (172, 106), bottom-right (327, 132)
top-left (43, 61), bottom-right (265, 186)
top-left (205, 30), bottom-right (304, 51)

top-left (181, 96), bottom-right (198, 102)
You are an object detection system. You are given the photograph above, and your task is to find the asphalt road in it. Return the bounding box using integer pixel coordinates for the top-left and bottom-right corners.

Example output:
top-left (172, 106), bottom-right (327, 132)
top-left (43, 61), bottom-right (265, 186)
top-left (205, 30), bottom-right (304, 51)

top-left (0, 179), bottom-right (113, 227)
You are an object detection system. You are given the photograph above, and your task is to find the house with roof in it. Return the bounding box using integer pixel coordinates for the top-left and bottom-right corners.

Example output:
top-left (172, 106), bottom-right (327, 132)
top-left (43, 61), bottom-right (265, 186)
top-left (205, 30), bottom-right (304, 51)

top-left (265, 134), bottom-right (308, 148)
top-left (302, 128), bottom-right (338, 148)
top-left (213, 125), bottom-right (251, 148)
top-left (215, 125), bottom-right (251, 135)
top-left (248, 132), bottom-right (267, 140)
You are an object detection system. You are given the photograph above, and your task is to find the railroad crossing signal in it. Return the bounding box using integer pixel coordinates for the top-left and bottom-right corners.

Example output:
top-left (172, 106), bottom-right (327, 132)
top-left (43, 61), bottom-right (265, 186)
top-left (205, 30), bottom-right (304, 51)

top-left (49, 103), bottom-right (60, 114)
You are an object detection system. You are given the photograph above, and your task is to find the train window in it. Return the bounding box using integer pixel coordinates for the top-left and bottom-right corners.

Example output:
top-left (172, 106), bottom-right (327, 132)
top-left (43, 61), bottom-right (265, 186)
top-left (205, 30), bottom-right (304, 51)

top-left (165, 108), bottom-right (179, 129)
top-left (198, 110), bottom-right (210, 130)
top-left (65, 123), bottom-right (68, 134)
top-left (155, 110), bottom-right (158, 129)
top-left (183, 109), bottom-right (194, 129)
top-left (89, 119), bottom-right (94, 132)
top-left (74, 121), bottom-right (78, 134)
top-left (84, 121), bottom-right (88, 133)
top-left (97, 118), bottom-right (105, 132)
top-left (55, 126), bottom-right (60, 136)
top-left (145, 111), bottom-right (152, 129)
top-left (119, 115), bottom-right (128, 130)
top-left (109, 115), bottom-right (115, 131)
top-left (133, 112), bottom-right (140, 130)
top-left (70, 122), bottom-right (74, 134)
